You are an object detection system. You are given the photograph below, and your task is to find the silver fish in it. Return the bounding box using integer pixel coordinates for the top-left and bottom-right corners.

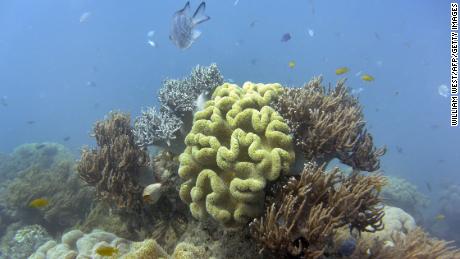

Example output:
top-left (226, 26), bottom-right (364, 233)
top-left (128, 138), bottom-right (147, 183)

top-left (170, 1), bottom-right (210, 49)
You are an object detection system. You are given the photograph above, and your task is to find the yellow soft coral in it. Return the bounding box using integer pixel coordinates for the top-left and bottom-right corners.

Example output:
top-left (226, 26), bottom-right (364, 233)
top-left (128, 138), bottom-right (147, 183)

top-left (178, 82), bottom-right (295, 227)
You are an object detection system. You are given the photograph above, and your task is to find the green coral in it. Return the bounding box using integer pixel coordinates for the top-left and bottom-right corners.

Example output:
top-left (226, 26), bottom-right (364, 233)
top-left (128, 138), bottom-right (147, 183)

top-left (178, 82), bottom-right (295, 227)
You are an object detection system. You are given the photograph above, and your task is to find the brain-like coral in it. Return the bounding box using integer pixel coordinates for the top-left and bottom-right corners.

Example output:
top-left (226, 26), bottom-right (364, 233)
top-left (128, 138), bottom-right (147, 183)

top-left (178, 82), bottom-right (295, 227)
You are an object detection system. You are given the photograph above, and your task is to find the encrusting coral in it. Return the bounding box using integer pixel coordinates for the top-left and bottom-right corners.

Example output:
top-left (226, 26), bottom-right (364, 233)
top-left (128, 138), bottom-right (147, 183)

top-left (274, 76), bottom-right (385, 172)
top-left (133, 64), bottom-right (224, 152)
top-left (178, 82), bottom-right (295, 227)
top-left (77, 112), bottom-right (149, 217)
top-left (249, 163), bottom-right (384, 258)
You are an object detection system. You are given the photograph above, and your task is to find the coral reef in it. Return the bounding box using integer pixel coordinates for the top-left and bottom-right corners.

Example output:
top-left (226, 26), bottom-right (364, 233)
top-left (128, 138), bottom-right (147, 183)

top-left (2, 160), bottom-right (93, 234)
top-left (350, 227), bottom-right (460, 259)
top-left (29, 228), bottom-right (208, 259)
top-left (77, 112), bottom-right (150, 218)
top-left (178, 82), bottom-right (295, 227)
top-left (434, 183), bottom-right (460, 243)
top-left (134, 64), bottom-right (224, 152)
top-left (0, 142), bottom-right (74, 181)
top-left (381, 175), bottom-right (429, 223)
top-left (274, 76), bottom-right (385, 171)
top-left (249, 163), bottom-right (384, 258)
top-left (0, 224), bottom-right (51, 259)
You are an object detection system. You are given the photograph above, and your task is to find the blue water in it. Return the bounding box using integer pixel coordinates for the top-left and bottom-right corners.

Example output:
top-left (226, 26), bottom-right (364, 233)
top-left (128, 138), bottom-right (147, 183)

top-left (0, 0), bottom-right (457, 241)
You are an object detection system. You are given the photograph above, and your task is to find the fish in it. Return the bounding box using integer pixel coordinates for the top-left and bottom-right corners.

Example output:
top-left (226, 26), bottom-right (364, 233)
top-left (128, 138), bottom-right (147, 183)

top-left (1, 96), bottom-right (8, 107)
top-left (281, 33), bottom-right (291, 42)
top-left (146, 30), bottom-right (157, 48)
top-left (63, 136), bottom-right (71, 141)
top-left (307, 28), bottom-right (314, 37)
top-left (425, 182), bottom-right (432, 192)
top-left (79, 12), bottom-right (91, 23)
top-left (250, 58), bottom-right (257, 65)
top-left (27, 120), bottom-right (36, 125)
top-left (36, 144), bottom-right (46, 149)
top-left (29, 198), bottom-right (49, 208)
top-left (233, 0), bottom-right (240, 6)
top-left (169, 1), bottom-right (210, 49)
top-left (438, 84), bottom-right (448, 97)
top-left (95, 245), bottom-right (119, 256)
top-left (249, 20), bottom-right (257, 28)
top-left (435, 214), bottom-right (446, 221)
top-left (288, 60), bottom-right (296, 69)
top-left (374, 32), bottom-right (381, 40)
top-left (396, 146), bottom-right (403, 154)
top-left (335, 67), bottom-right (349, 75)
top-left (394, 91), bottom-right (399, 96)
top-left (361, 74), bottom-right (374, 82)
top-left (86, 81), bottom-right (97, 88)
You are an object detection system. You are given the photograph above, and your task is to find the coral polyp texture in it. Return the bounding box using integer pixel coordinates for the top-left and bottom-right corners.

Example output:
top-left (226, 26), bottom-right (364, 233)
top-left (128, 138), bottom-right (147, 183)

top-left (178, 82), bottom-right (295, 227)
top-left (274, 76), bottom-right (386, 171)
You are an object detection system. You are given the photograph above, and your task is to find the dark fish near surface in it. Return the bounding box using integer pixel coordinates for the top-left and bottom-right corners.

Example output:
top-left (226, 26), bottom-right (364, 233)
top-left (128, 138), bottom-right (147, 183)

top-left (36, 144), bottom-right (46, 149)
top-left (27, 120), bottom-right (36, 125)
top-left (63, 136), bottom-right (71, 141)
top-left (281, 33), bottom-right (291, 42)
top-left (170, 1), bottom-right (210, 49)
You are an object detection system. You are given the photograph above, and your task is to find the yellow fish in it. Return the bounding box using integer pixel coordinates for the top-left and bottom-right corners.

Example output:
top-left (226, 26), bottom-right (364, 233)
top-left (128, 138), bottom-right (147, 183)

top-left (95, 245), bottom-right (119, 256)
top-left (29, 198), bottom-right (49, 208)
top-left (435, 214), bottom-right (446, 221)
top-left (288, 60), bottom-right (296, 69)
top-left (335, 67), bottom-right (349, 75)
top-left (361, 74), bottom-right (374, 82)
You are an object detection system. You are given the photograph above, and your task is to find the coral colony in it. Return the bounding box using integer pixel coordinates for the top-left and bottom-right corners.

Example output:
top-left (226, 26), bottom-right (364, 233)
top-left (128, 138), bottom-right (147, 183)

top-left (1, 64), bottom-right (459, 258)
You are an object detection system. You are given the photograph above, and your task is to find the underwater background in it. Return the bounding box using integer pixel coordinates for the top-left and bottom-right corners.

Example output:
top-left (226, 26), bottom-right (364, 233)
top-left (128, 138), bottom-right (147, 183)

top-left (0, 0), bottom-right (459, 258)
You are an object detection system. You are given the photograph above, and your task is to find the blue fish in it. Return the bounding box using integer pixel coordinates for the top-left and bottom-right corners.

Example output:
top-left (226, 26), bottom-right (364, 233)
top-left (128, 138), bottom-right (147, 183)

top-left (170, 1), bottom-right (210, 49)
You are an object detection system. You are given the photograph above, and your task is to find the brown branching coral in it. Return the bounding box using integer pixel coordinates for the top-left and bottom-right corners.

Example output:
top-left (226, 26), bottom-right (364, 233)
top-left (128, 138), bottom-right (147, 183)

top-left (274, 76), bottom-right (386, 171)
top-left (77, 112), bottom-right (149, 215)
top-left (351, 227), bottom-right (460, 259)
top-left (249, 163), bottom-right (384, 258)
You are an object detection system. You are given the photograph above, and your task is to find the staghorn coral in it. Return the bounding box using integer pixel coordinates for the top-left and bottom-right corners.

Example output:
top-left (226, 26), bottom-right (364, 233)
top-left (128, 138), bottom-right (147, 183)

top-left (249, 163), bottom-right (384, 258)
top-left (178, 82), bottom-right (295, 227)
top-left (134, 64), bottom-right (224, 152)
top-left (274, 76), bottom-right (385, 172)
top-left (350, 227), bottom-right (460, 259)
top-left (2, 160), bottom-right (93, 234)
top-left (77, 112), bottom-right (149, 217)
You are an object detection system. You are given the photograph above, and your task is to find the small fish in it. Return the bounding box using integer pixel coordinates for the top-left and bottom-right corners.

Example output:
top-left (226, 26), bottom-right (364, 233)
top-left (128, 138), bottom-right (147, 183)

top-left (79, 12), bottom-right (91, 23)
top-left (374, 32), bottom-right (381, 40)
top-left (63, 136), bottom-right (71, 141)
top-left (394, 91), bottom-right (399, 96)
top-left (249, 20), bottom-right (257, 28)
top-left (27, 120), bottom-right (36, 125)
top-left (36, 144), bottom-right (46, 149)
top-left (95, 245), bottom-right (119, 256)
top-left (1, 96), bottom-right (8, 107)
top-left (281, 33), bottom-right (291, 42)
top-left (396, 146), bottom-right (403, 154)
top-left (146, 30), bottom-right (157, 48)
top-left (170, 1), bottom-right (210, 50)
top-left (86, 81), bottom-right (97, 88)
top-left (288, 60), bottom-right (296, 69)
top-left (307, 28), bottom-right (314, 37)
top-left (233, 0), bottom-right (239, 6)
top-left (425, 182), bottom-right (432, 192)
top-left (29, 198), bottom-right (49, 208)
top-left (438, 84), bottom-right (448, 98)
top-left (435, 214), bottom-right (446, 221)
top-left (361, 74), bottom-right (374, 82)
top-left (250, 58), bottom-right (257, 65)
top-left (335, 67), bottom-right (349, 75)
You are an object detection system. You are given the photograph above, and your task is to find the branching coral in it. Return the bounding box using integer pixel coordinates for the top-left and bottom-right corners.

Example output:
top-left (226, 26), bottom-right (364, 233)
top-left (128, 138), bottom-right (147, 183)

top-left (249, 163), bottom-right (384, 258)
top-left (351, 227), bottom-right (460, 259)
top-left (133, 64), bottom-right (224, 151)
top-left (77, 112), bottom-right (149, 215)
top-left (274, 76), bottom-right (385, 171)
top-left (178, 82), bottom-right (295, 227)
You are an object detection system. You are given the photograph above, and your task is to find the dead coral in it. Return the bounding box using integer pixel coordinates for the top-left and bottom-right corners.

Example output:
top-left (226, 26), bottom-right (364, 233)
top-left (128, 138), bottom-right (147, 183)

top-left (249, 163), bottom-right (384, 258)
top-left (351, 227), bottom-right (460, 259)
top-left (274, 76), bottom-right (385, 171)
top-left (77, 112), bottom-right (149, 215)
